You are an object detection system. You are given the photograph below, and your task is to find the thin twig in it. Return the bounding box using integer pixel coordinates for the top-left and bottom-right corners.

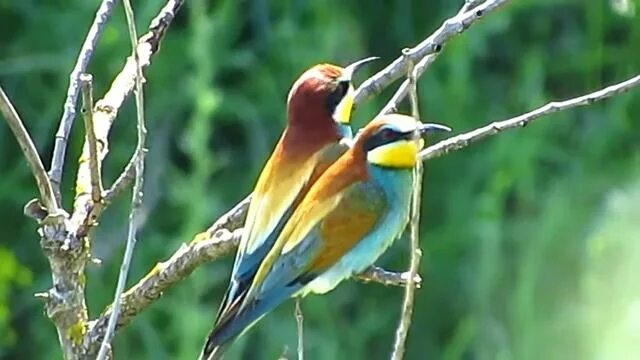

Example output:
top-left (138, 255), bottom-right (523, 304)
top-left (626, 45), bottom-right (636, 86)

top-left (390, 51), bottom-right (423, 360)
top-left (458, 0), bottom-right (487, 15)
top-left (379, 0), bottom-right (489, 115)
top-left (353, 0), bottom-right (511, 105)
top-left (295, 299), bottom-right (304, 360)
top-left (96, 0), bottom-right (147, 359)
top-left (70, 0), bottom-right (185, 237)
top-left (103, 152), bottom-right (136, 203)
top-left (50, 0), bottom-right (117, 203)
top-left (354, 266), bottom-right (422, 288)
top-left (378, 55), bottom-right (436, 116)
top-left (420, 73), bottom-right (640, 160)
top-left (79, 73), bottom-right (102, 204)
top-left (0, 86), bottom-right (58, 213)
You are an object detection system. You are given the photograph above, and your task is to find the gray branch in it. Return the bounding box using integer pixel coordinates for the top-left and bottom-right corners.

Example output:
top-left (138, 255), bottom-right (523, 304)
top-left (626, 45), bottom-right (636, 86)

top-left (420, 73), bottom-right (640, 160)
top-left (50, 0), bottom-right (117, 204)
top-left (79, 74), bottom-right (102, 205)
top-left (353, 0), bottom-right (511, 106)
top-left (96, 0), bottom-right (148, 358)
top-left (0, 87), bottom-right (58, 213)
top-left (6, 1), bottom-right (186, 359)
top-left (354, 266), bottom-right (423, 288)
top-left (390, 51), bottom-right (423, 360)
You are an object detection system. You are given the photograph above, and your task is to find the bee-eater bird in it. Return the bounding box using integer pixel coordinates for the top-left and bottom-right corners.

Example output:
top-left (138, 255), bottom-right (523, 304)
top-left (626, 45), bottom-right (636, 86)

top-left (199, 57), bottom-right (377, 360)
top-left (201, 114), bottom-right (450, 359)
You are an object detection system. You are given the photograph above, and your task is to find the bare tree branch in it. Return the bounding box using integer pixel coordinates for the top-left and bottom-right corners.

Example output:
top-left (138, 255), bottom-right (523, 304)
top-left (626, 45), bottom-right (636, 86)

top-left (353, 0), bottom-right (511, 106)
top-left (354, 266), bottom-right (422, 288)
top-left (50, 0), bottom-right (117, 203)
top-left (71, 0), bottom-right (185, 237)
top-left (0, 86), bottom-right (58, 213)
top-left (379, 0), bottom-right (496, 115)
top-left (295, 299), bottom-right (304, 360)
top-left (458, 0), bottom-right (487, 15)
top-left (391, 51), bottom-right (423, 360)
top-left (103, 152), bottom-right (136, 203)
top-left (378, 54), bottom-right (436, 116)
top-left (79, 74), bottom-right (102, 205)
top-left (85, 227), bottom-right (243, 354)
top-left (420, 73), bottom-right (640, 160)
top-left (5, 1), bottom-right (187, 359)
top-left (96, 0), bottom-right (147, 358)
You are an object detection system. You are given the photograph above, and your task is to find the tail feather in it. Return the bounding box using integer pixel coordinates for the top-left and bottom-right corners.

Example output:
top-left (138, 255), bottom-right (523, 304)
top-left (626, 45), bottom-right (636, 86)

top-left (198, 340), bottom-right (229, 360)
top-left (198, 285), bottom-right (300, 360)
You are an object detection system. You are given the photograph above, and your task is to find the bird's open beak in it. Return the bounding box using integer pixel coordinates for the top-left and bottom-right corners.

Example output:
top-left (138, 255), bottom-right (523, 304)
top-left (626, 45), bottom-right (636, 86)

top-left (418, 123), bottom-right (452, 135)
top-left (341, 56), bottom-right (379, 80)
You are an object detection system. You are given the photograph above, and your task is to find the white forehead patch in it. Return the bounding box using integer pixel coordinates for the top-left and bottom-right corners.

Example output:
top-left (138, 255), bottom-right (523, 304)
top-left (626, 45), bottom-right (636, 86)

top-left (383, 114), bottom-right (421, 133)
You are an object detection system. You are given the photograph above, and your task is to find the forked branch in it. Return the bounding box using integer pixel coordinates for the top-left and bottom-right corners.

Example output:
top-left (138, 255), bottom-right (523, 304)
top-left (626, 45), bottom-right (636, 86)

top-left (50, 0), bottom-right (117, 203)
top-left (353, 0), bottom-right (511, 105)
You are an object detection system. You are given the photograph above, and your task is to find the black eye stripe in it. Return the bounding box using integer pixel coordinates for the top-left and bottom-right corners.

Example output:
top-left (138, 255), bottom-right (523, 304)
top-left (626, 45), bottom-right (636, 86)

top-left (363, 128), bottom-right (416, 151)
top-left (325, 80), bottom-right (350, 114)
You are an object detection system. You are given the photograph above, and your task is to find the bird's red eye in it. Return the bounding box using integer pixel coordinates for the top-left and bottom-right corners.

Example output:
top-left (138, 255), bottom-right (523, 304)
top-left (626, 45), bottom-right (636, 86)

top-left (381, 129), bottom-right (395, 140)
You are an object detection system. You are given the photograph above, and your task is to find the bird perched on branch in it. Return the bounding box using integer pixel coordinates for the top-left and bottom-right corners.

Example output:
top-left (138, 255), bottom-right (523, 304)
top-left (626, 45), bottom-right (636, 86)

top-left (201, 114), bottom-right (450, 359)
top-left (199, 57), bottom-right (378, 360)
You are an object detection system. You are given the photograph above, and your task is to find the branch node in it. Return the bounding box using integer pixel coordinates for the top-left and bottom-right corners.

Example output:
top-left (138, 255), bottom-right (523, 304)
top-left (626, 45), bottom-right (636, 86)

top-left (399, 272), bottom-right (423, 288)
top-left (24, 198), bottom-right (48, 221)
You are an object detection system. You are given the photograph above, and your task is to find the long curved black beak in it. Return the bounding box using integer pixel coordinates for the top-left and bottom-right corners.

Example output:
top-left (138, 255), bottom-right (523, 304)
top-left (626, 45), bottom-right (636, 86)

top-left (341, 56), bottom-right (379, 80)
top-left (418, 123), bottom-right (452, 135)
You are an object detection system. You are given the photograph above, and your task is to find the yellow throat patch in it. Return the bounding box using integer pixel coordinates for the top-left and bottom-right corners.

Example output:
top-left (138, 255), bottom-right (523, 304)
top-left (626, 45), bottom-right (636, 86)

top-left (367, 139), bottom-right (423, 168)
top-left (333, 85), bottom-right (355, 124)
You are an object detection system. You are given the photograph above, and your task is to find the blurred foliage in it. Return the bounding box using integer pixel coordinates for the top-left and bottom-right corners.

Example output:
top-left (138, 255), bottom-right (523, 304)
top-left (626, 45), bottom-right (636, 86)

top-left (1, 0), bottom-right (640, 359)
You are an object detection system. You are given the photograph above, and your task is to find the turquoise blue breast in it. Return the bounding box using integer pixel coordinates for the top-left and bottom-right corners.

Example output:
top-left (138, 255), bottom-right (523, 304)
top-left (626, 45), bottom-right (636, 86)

top-left (304, 164), bottom-right (414, 294)
top-left (337, 123), bottom-right (353, 139)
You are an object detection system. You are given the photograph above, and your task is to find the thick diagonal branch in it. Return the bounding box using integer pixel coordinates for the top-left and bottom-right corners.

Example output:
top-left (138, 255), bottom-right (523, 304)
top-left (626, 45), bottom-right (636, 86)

top-left (85, 209), bottom-right (410, 351)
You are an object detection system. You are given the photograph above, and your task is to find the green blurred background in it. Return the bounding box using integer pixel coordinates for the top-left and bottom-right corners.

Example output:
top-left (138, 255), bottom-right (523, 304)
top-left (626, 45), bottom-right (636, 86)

top-left (1, 0), bottom-right (640, 359)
